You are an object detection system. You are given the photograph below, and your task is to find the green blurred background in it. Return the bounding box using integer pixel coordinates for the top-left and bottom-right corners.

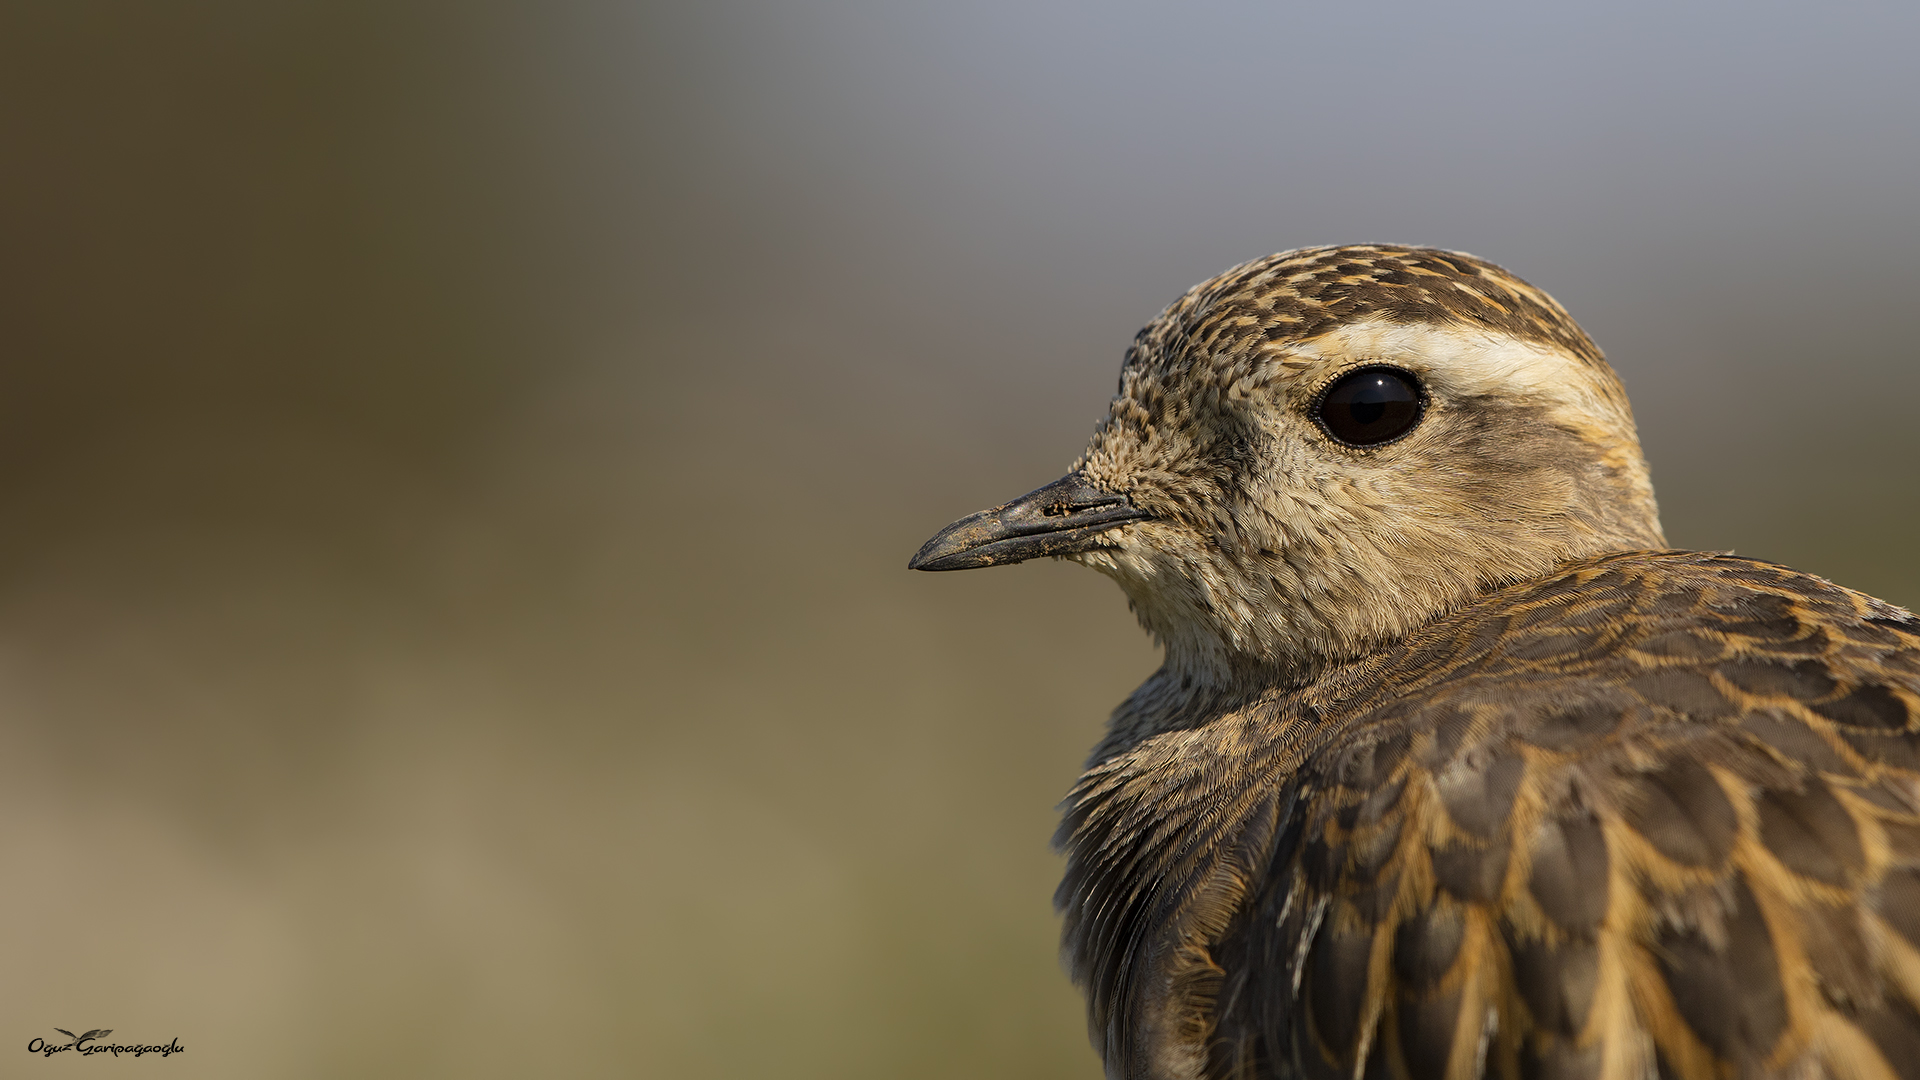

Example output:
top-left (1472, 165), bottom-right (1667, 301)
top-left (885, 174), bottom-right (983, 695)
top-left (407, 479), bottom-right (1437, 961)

top-left (1, 2), bottom-right (1916, 1076)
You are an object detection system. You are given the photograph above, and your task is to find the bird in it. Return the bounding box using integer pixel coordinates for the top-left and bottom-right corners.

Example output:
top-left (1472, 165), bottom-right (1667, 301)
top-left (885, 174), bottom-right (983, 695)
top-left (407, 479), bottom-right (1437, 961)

top-left (908, 245), bottom-right (1920, 1080)
top-left (53, 1028), bottom-right (111, 1048)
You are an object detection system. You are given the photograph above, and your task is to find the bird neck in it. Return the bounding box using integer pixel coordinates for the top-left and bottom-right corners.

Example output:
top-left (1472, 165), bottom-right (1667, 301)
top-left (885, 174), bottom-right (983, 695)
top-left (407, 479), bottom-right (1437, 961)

top-left (1099, 536), bottom-right (1669, 758)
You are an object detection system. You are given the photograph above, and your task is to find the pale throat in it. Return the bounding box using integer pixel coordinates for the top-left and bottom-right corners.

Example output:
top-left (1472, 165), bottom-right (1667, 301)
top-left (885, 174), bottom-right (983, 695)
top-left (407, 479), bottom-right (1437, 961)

top-left (1082, 536), bottom-right (1385, 691)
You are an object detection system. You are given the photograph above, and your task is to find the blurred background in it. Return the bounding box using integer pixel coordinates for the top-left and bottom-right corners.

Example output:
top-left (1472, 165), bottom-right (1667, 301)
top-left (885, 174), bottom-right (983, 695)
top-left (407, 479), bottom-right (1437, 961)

top-left (1, 1), bottom-right (1916, 1076)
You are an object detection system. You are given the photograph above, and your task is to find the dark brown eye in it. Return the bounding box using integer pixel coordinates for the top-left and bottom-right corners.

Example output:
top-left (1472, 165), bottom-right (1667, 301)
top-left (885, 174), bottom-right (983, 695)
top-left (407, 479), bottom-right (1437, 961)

top-left (1314, 366), bottom-right (1425, 446)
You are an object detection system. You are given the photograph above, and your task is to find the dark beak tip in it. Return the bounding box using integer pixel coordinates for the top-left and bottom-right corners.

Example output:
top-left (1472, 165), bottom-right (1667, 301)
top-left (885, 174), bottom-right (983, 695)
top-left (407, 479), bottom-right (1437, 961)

top-left (906, 546), bottom-right (995, 573)
top-left (908, 507), bottom-right (996, 571)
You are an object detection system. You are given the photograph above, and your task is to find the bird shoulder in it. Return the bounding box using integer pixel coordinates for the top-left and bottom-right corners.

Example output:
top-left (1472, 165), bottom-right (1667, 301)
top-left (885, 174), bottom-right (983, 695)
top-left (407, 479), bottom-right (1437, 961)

top-left (1061, 551), bottom-right (1920, 1080)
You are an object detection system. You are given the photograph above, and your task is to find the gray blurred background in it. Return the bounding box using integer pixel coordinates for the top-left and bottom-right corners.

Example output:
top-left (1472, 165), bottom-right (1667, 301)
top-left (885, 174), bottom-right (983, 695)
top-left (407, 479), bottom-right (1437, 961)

top-left (1, 2), bottom-right (1916, 1076)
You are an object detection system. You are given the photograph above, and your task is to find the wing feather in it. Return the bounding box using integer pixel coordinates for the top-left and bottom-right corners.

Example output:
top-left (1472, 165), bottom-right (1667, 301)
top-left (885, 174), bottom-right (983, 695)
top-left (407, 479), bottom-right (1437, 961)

top-left (1061, 552), bottom-right (1920, 1079)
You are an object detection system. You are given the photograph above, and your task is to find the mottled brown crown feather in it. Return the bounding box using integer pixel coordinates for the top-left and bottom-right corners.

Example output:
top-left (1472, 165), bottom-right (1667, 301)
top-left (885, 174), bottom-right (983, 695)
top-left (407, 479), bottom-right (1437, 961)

top-left (1133, 245), bottom-right (1605, 376)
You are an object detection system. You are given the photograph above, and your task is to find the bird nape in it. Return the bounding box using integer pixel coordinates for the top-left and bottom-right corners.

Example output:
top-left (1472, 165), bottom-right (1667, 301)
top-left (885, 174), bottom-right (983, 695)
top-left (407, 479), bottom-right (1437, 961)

top-left (910, 245), bottom-right (1920, 1080)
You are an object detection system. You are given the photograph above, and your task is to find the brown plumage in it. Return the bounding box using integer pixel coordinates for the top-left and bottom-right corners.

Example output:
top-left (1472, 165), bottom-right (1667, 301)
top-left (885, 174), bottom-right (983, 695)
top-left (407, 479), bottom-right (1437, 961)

top-left (910, 245), bottom-right (1920, 1080)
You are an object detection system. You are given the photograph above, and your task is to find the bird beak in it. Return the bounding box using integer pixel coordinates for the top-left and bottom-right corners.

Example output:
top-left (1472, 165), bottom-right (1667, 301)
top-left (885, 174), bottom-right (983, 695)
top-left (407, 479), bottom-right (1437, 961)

top-left (909, 472), bottom-right (1152, 571)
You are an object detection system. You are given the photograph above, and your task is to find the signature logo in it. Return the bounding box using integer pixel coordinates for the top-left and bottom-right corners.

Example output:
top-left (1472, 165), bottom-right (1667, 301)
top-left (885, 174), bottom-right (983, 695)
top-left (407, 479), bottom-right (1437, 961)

top-left (25, 1029), bottom-right (181, 1058)
top-left (52, 1029), bottom-right (111, 1049)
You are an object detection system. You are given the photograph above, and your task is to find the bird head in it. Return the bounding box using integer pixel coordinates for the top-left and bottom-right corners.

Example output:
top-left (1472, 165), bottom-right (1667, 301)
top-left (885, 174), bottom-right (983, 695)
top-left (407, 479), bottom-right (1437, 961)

top-left (912, 245), bottom-right (1664, 686)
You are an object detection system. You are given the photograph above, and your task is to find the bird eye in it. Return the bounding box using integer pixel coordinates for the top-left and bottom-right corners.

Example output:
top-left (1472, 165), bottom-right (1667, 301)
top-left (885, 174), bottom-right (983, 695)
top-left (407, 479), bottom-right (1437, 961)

top-left (1313, 366), bottom-right (1425, 447)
